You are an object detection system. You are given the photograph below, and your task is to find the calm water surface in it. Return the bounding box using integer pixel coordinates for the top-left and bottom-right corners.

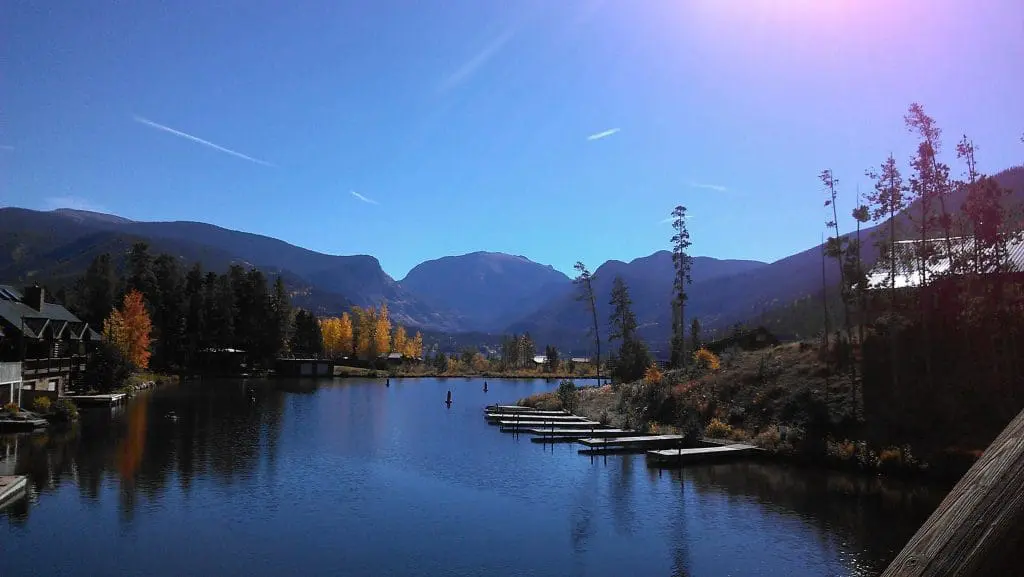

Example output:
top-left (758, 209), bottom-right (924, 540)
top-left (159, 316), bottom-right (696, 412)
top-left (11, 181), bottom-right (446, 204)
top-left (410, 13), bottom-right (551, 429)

top-left (1, 377), bottom-right (947, 577)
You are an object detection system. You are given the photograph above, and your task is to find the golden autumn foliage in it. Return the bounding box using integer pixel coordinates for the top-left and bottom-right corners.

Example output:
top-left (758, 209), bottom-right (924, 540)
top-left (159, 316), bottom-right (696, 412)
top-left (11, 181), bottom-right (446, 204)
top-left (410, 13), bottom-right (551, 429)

top-left (373, 303), bottom-right (392, 357)
top-left (471, 352), bottom-right (489, 372)
top-left (343, 304), bottom-right (424, 361)
top-left (338, 312), bottom-right (353, 355)
top-left (103, 289), bottom-right (152, 369)
top-left (693, 347), bottom-right (721, 371)
top-left (319, 315), bottom-right (352, 360)
top-left (644, 364), bottom-right (663, 385)
top-left (405, 331), bottom-right (423, 359)
top-left (392, 325), bottom-right (408, 357)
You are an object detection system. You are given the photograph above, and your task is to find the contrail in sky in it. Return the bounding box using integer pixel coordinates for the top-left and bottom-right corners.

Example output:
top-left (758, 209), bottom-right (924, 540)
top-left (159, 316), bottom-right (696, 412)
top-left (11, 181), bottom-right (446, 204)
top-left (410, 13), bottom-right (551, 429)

top-left (587, 128), bottom-right (620, 141)
top-left (350, 191), bottom-right (378, 205)
top-left (133, 114), bottom-right (274, 167)
top-left (688, 181), bottom-right (728, 192)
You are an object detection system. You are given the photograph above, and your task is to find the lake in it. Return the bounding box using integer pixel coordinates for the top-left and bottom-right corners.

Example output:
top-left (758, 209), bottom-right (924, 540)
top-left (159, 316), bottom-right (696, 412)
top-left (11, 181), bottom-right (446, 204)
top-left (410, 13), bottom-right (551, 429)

top-left (1, 377), bottom-right (947, 577)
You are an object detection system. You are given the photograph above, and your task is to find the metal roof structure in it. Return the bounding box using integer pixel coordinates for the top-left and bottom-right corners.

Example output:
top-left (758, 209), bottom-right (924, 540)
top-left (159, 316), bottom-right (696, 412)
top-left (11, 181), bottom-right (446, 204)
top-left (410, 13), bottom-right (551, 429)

top-left (866, 236), bottom-right (1024, 289)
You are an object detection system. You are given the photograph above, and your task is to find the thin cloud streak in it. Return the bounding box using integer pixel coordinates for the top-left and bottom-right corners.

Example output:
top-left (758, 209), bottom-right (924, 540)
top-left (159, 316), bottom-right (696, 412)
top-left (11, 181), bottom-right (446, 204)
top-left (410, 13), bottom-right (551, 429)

top-left (688, 181), bottom-right (728, 192)
top-left (587, 128), bottom-right (620, 141)
top-left (350, 191), bottom-right (378, 205)
top-left (0, 145), bottom-right (14, 151)
top-left (132, 115), bottom-right (274, 167)
top-left (438, 28), bottom-right (516, 93)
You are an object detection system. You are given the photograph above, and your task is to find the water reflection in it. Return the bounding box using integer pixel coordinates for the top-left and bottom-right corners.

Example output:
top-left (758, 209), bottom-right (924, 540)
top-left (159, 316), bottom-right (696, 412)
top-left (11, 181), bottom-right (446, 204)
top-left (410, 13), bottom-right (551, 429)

top-left (1, 379), bottom-right (287, 525)
top-left (0, 378), bottom-right (946, 577)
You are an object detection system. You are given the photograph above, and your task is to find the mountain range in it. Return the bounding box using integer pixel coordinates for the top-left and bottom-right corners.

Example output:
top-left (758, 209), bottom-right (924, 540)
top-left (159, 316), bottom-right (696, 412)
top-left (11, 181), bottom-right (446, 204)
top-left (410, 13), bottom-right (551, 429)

top-left (2, 165), bottom-right (1022, 352)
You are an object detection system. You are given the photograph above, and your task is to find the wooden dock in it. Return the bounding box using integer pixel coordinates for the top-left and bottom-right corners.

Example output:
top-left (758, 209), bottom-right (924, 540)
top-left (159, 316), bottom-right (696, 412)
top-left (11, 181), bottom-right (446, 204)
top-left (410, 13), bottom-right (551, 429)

top-left (646, 443), bottom-right (762, 466)
top-left (577, 434), bottom-right (686, 454)
top-left (0, 416), bottom-right (48, 432)
top-left (497, 419), bottom-right (603, 430)
top-left (0, 475), bottom-right (27, 508)
top-left (486, 413), bottom-right (591, 423)
top-left (529, 428), bottom-right (632, 442)
top-left (485, 405), bottom-right (564, 414)
top-left (63, 393), bottom-right (127, 407)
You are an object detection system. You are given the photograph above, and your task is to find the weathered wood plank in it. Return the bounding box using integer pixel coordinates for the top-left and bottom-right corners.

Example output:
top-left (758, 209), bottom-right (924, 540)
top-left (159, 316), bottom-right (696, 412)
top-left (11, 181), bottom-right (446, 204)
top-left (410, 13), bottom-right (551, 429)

top-left (578, 434), bottom-right (684, 447)
top-left (882, 407), bottom-right (1024, 577)
top-left (647, 444), bottom-right (761, 466)
top-left (497, 420), bottom-right (602, 429)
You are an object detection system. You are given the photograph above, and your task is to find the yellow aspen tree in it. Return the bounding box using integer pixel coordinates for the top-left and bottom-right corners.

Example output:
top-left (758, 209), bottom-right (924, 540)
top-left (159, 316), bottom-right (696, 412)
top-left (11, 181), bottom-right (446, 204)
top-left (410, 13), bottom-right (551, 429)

top-left (353, 306), bottom-right (373, 359)
top-left (392, 325), bottom-right (408, 356)
top-left (320, 317), bottom-right (341, 358)
top-left (373, 302), bottom-right (391, 358)
top-left (338, 312), bottom-right (354, 357)
top-left (411, 331), bottom-right (424, 359)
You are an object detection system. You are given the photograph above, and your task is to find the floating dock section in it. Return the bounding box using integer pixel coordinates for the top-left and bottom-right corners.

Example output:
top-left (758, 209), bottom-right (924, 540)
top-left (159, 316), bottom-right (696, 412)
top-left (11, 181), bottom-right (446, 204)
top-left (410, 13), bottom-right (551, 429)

top-left (577, 435), bottom-right (686, 454)
top-left (63, 393), bottom-right (127, 407)
top-left (646, 443), bottom-right (762, 466)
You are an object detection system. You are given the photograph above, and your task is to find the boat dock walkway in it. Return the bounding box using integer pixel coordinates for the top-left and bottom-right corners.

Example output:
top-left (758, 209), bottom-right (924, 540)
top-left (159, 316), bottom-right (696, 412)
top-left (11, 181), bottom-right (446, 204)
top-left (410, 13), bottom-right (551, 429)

top-left (0, 475), bottom-right (27, 508)
top-left (485, 413), bottom-right (590, 423)
top-left (577, 434), bottom-right (686, 454)
top-left (482, 404), bottom-right (762, 466)
top-left (529, 428), bottom-right (633, 442)
top-left (497, 419), bottom-right (603, 430)
top-left (485, 405), bottom-right (565, 414)
top-left (63, 393), bottom-right (127, 407)
top-left (647, 443), bottom-right (762, 465)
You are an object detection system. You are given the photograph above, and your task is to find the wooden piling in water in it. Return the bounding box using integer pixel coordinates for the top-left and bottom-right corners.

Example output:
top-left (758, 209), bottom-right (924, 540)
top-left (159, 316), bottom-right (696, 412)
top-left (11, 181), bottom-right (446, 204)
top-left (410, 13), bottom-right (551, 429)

top-left (881, 407), bottom-right (1024, 577)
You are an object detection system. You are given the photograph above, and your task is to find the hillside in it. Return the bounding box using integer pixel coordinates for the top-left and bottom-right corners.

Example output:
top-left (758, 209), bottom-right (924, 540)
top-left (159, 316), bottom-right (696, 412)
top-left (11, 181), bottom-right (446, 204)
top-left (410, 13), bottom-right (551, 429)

top-left (505, 252), bottom-right (768, 353)
top-left (507, 165), bottom-right (1024, 351)
top-left (399, 251), bottom-right (571, 332)
top-left (0, 207), bottom-right (459, 330)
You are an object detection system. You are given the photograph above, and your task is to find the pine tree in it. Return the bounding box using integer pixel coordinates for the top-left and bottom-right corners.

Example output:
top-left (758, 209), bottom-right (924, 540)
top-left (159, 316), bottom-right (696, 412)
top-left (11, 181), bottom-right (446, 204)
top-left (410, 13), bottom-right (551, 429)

top-left (267, 276), bottom-right (292, 359)
top-left (152, 254), bottom-right (185, 369)
top-left (125, 242), bottom-right (157, 301)
top-left (608, 276), bottom-right (649, 383)
top-left (75, 253), bottom-right (118, 329)
top-left (573, 262), bottom-right (601, 381)
top-left (866, 155), bottom-right (907, 303)
top-left (670, 205), bottom-right (693, 368)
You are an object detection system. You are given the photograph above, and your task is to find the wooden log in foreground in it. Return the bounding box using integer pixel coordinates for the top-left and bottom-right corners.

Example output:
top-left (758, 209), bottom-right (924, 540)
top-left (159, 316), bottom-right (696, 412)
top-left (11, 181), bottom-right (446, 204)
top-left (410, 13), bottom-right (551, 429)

top-left (882, 407), bottom-right (1024, 577)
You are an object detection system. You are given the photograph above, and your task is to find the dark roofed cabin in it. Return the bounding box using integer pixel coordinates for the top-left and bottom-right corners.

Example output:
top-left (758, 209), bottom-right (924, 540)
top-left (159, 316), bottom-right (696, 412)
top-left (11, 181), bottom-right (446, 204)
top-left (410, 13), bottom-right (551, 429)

top-left (0, 284), bottom-right (100, 406)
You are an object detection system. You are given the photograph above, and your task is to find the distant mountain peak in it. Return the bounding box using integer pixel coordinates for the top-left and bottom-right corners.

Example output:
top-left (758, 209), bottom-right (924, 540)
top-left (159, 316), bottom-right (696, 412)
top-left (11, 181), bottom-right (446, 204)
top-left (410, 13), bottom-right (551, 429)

top-left (52, 208), bottom-right (134, 225)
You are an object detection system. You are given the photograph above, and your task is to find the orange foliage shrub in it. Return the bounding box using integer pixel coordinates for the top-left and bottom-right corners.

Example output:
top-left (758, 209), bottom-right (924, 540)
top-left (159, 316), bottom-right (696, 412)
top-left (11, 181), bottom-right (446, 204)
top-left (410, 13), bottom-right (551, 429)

top-left (644, 365), bottom-right (663, 385)
top-left (693, 347), bottom-right (721, 371)
top-left (103, 290), bottom-right (152, 369)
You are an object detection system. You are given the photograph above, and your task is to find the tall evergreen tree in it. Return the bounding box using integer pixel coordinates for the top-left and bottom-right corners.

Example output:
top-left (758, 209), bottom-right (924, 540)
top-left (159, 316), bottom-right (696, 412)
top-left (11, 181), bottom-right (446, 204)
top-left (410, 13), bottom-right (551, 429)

top-left (124, 242), bottom-right (157, 301)
top-left (75, 253), bottom-right (118, 329)
top-left (573, 261), bottom-right (601, 381)
top-left (266, 275), bottom-right (292, 360)
top-left (151, 254), bottom-right (185, 368)
top-left (183, 264), bottom-right (206, 365)
top-left (670, 205), bottom-right (693, 368)
top-left (608, 276), bottom-right (649, 383)
top-left (290, 309), bottom-right (323, 357)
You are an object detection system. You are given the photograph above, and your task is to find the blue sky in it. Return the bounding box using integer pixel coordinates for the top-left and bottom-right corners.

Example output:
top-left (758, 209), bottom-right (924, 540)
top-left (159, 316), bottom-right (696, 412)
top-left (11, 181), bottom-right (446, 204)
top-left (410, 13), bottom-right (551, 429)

top-left (3, 0), bottom-right (1023, 279)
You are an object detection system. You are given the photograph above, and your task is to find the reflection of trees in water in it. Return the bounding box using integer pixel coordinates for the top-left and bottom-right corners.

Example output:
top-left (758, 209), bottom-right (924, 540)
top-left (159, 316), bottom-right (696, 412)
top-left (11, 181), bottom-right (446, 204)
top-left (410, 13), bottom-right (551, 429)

top-left (3, 378), bottom-right (288, 521)
top-left (674, 462), bottom-right (947, 574)
top-left (607, 455), bottom-right (637, 536)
